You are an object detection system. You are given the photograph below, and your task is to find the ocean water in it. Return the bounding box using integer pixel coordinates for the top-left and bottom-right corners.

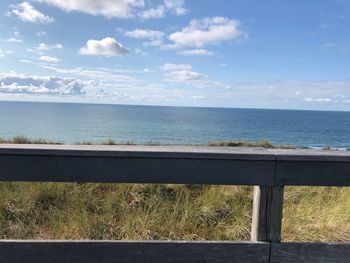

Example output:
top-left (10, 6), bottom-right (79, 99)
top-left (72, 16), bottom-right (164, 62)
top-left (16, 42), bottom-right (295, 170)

top-left (0, 101), bottom-right (349, 148)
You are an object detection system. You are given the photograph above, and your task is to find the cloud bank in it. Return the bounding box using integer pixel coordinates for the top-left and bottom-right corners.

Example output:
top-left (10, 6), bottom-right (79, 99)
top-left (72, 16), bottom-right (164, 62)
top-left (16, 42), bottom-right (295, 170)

top-left (0, 72), bottom-right (94, 95)
top-left (37, 0), bottom-right (187, 19)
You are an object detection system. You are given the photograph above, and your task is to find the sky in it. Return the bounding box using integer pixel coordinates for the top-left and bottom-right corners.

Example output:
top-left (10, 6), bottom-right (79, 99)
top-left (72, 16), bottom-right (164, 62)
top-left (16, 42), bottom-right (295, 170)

top-left (0, 0), bottom-right (349, 110)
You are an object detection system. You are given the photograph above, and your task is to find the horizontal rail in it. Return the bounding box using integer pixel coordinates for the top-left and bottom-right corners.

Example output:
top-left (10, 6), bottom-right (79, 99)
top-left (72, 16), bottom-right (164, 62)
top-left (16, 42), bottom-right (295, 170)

top-left (1, 144), bottom-right (350, 185)
top-left (271, 242), bottom-right (350, 263)
top-left (0, 241), bottom-right (270, 263)
top-left (1, 241), bottom-right (350, 263)
top-left (1, 145), bottom-right (350, 262)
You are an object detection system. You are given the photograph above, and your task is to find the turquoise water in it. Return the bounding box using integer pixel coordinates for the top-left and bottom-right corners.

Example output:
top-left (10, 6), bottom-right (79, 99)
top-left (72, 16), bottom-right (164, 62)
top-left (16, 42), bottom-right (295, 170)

top-left (0, 101), bottom-right (349, 148)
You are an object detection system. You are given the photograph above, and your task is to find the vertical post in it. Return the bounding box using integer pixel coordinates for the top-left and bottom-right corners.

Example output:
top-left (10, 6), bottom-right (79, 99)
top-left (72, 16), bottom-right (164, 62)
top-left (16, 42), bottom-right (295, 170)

top-left (251, 186), bottom-right (284, 242)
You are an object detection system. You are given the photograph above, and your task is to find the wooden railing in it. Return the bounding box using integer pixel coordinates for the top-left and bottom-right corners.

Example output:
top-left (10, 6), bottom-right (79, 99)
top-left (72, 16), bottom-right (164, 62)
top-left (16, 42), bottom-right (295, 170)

top-left (0, 144), bottom-right (349, 262)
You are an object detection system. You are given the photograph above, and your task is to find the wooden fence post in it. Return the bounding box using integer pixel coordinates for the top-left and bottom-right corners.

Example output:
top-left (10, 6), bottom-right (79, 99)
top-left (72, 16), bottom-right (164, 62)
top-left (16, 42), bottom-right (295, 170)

top-left (251, 186), bottom-right (284, 242)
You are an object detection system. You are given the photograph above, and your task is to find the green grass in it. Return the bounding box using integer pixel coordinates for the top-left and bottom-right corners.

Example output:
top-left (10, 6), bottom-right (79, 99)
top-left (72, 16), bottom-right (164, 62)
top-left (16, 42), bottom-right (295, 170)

top-left (0, 137), bottom-right (349, 242)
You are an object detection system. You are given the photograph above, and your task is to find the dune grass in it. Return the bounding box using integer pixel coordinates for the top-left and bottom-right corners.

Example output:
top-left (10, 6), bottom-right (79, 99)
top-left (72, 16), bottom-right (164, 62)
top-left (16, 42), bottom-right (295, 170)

top-left (0, 137), bottom-right (349, 242)
top-left (0, 183), bottom-right (252, 240)
top-left (0, 183), bottom-right (349, 242)
top-left (0, 136), bottom-right (292, 148)
top-left (208, 140), bottom-right (295, 149)
top-left (0, 136), bottom-right (62, 145)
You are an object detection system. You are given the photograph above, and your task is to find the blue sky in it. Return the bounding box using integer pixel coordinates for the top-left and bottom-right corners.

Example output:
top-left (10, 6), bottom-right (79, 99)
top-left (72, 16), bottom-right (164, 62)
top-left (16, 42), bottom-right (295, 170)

top-left (0, 0), bottom-right (349, 110)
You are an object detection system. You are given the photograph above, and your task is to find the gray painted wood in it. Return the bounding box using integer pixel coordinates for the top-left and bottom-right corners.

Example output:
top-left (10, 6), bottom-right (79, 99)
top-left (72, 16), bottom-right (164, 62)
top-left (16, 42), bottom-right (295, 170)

top-left (271, 242), bottom-right (350, 262)
top-left (251, 186), bottom-right (284, 242)
top-left (0, 154), bottom-right (274, 185)
top-left (251, 186), bottom-right (268, 241)
top-left (276, 161), bottom-right (350, 186)
top-left (0, 241), bottom-right (270, 263)
top-left (1, 144), bottom-right (350, 185)
top-left (267, 186), bottom-right (284, 242)
top-left (0, 144), bottom-right (277, 160)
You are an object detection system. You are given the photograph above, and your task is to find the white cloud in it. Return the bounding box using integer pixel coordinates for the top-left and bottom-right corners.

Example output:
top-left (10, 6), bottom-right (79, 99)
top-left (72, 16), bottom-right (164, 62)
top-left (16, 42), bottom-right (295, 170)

top-left (304, 97), bottom-right (332, 103)
top-left (0, 72), bottom-right (94, 95)
top-left (37, 0), bottom-right (145, 18)
top-left (161, 63), bottom-right (206, 83)
top-left (5, 38), bottom-right (23, 43)
top-left (169, 16), bottom-right (244, 48)
top-left (161, 63), bottom-right (192, 71)
top-left (27, 43), bottom-right (63, 55)
top-left (138, 0), bottom-right (187, 19)
top-left (191, 95), bottom-right (204, 100)
top-left (79, 37), bottom-right (129, 57)
top-left (39, 65), bottom-right (141, 84)
top-left (160, 63), bottom-right (235, 90)
top-left (37, 0), bottom-right (187, 19)
top-left (36, 43), bottom-right (63, 51)
top-left (178, 49), bottom-right (214, 56)
top-left (20, 59), bottom-right (32, 63)
top-left (3, 32), bottom-right (23, 43)
top-left (39, 55), bottom-right (60, 63)
top-left (10, 2), bottom-right (54, 24)
top-left (164, 0), bottom-right (187, 15)
top-left (124, 29), bottom-right (164, 40)
top-left (36, 31), bottom-right (47, 37)
top-left (164, 70), bottom-right (207, 83)
top-left (123, 29), bottom-right (164, 46)
top-left (0, 51), bottom-right (5, 58)
top-left (218, 80), bottom-right (350, 109)
top-left (35, 43), bottom-right (63, 51)
top-left (138, 5), bottom-right (165, 19)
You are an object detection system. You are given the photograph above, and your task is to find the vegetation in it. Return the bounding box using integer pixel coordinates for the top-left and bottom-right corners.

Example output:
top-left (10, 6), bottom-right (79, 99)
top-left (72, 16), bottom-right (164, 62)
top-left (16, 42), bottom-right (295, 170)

top-left (208, 140), bottom-right (295, 149)
top-left (0, 136), bottom-right (62, 145)
top-left (0, 136), bottom-right (292, 148)
top-left (0, 137), bottom-right (349, 242)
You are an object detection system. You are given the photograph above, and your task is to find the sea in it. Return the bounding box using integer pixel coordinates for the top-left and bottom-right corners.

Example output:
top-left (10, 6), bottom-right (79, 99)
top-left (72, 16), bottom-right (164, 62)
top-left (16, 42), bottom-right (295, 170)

top-left (0, 101), bottom-right (349, 149)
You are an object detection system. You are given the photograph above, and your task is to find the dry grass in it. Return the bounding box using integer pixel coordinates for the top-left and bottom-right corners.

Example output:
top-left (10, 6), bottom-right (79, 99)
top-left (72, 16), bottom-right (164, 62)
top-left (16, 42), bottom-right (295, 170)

top-left (0, 183), bottom-right (349, 242)
top-left (283, 187), bottom-right (350, 242)
top-left (0, 183), bottom-right (252, 240)
top-left (208, 140), bottom-right (295, 149)
top-left (0, 136), bottom-right (62, 145)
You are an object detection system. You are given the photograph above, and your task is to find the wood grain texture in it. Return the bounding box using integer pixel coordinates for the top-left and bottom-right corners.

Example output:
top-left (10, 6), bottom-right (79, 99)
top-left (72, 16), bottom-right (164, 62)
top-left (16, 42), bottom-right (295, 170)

top-left (276, 160), bottom-right (350, 186)
top-left (271, 242), bottom-right (350, 263)
top-left (0, 154), bottom-right (274, 185)
top-left (251, 186), bottom-right (268, 241)
top-left (251, 186), bottom-right (284, 242)
top-left (267, 186), bottom-right (284, 242)
top-left (0, 241), bottom-right (270, 263)
top-left (1, 144), bottom-right (350, 185)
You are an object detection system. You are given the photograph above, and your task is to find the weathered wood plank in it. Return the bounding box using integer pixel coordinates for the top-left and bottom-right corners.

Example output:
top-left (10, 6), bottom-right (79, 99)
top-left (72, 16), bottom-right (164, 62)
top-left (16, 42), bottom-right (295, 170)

top-left (0, 144), bottom-right (277, 160)
top-left (251, 186), bottom-right (284, 242)
top-left (276, 161), bottom-right (350, 186)
top-left (0, 241), bottom-right (270, 263)
top-left (0, 154), bottom-right (275, 185)
top-left (271, 242), bottom-right (350, 263)
top-left (251, 186), bottom-right (268, 241)
top-left (3, 144), bottom-right (350, 160)
top-left (1, 144), bottom-right (350, 185)
top-left (267, 186), bottom-right (284, 242)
